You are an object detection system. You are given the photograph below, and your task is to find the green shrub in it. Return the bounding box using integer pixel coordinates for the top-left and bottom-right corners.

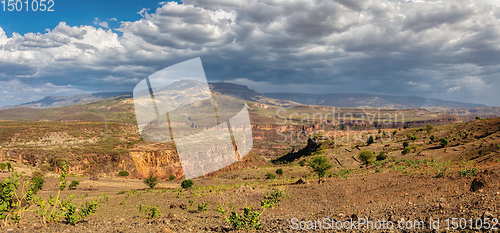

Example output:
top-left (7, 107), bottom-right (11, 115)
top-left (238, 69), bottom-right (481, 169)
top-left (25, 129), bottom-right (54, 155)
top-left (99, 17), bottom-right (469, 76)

top-left (426, 124), bottom-right (433, 132)
top-left (392, 130), bottom-right (397, 136)
top-left (402, 147), bottom-right (411, 155)
top-left (0, 163), bottom-right (6, 171)
top-left (29, 159), bottom-right (99, 225)
top-left (117, 171), bottom-right (129, 177)
top-left (308, 155), bottom-right (333, 181)
top-left (69, 180), bottom-right (80, 190)
top-left (367, 135), bottom-right (374, 145)
top-left (358, 150), bottom-right (375, 164)
top-left (459, 167), bottom-right (477, 177)
top-left (228, 206), bottom-right (261, 230)
top-left (143, 174), bottom-right (158, 189)
top-left (265, 173), bottom-right (276, 180)
top-left (440, 138), bottom-right (449, 148)
top-left (30, 176), bottom-right (44, 194)
top-left (376, 152), bottom-right (388, 161)
top-left (275, 168), bottom-right (283, 176)
top-left (168, 174), bottom-right (176, 181)
top-left (406, 133), bottom-right (417, 140)
top-left (223, 189), bottom-right (284, 230)
top-left (139, 204), bottom-right (161, 219)
top-left (403, 141), bottom-right (409, 148)
top-left (181, 179), bottom-right (194, 189)
top-left (198, 202), bottom-right (209, 212)
top-left (430, 135), bottom-right (435, 142)
top-left (299, 160), bottom-right (306, 166)
top-left (59, 196), bottom-right (101, 225)
top-left (435, 166), bottom-right (449, 178)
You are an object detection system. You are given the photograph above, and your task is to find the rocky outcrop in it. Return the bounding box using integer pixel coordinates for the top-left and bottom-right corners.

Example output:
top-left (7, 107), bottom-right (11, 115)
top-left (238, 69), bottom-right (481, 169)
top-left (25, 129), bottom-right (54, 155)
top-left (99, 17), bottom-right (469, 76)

top-left (404, 117), bottom-right (475, 128)
top-left (128, 143), bottom-right (183, 179)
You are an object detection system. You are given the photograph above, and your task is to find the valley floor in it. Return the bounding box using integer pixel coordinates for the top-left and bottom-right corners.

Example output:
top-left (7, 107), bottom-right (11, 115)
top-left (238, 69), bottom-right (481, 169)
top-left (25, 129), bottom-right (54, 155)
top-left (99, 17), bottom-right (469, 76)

top-left (0, 158), bottom-right (499, 233)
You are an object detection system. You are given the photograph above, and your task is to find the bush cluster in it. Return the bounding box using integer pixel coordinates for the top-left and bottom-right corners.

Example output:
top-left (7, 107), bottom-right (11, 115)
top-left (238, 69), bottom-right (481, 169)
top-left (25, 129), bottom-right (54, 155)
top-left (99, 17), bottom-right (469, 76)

top-left (143, 174), bottom-right (158, 189)
top-left (265, 173), bottom-right (276, 180)
top-left (376, 152), bottom-right (388, 161)
top-left (117, 171), bottom-right (129, 177)
top-left (440, 138), bottom-right (449, 148)
top-left (275, 168), bottom-right (283, 176)
top-left (358, 150), bottom-right (375, 164)
top-left (181, 179), bottom-right (194, 189)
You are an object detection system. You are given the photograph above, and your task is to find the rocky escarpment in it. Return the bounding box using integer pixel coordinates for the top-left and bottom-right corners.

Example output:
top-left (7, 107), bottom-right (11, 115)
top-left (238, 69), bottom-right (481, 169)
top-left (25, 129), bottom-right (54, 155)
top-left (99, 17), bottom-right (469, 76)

top-left (404, 116), bottom-right (476, 128)
top-left (0, 146), bottom-right (140, 177)
top-left (128, 143), bottom-right (183, 179)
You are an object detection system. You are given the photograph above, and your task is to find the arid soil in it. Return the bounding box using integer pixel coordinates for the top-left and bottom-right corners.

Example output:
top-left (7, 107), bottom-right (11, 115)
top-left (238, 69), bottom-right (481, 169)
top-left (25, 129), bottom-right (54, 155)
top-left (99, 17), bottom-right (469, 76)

top-left (1, 156), bottom-right (499, 232)
top-left (1, 118), bottom-right (500, 232)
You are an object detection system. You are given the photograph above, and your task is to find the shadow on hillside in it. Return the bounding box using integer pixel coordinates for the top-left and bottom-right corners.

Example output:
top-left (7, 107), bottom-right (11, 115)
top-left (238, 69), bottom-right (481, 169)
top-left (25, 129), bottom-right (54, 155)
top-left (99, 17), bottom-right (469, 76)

top-left (272, 139), bottom-right (320, 164)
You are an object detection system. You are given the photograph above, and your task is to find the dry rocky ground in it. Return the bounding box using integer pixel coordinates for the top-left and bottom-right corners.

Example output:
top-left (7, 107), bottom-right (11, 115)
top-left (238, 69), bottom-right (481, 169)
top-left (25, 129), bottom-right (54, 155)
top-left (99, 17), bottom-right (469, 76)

top-left (0, 158), bottom-right (499, 232)
top-left (0, 118), bottom-right (500, 232)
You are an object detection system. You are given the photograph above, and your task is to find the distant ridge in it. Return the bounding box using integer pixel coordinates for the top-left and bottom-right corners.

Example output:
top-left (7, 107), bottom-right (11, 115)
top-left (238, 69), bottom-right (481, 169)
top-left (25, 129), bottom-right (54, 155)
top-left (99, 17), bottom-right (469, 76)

top-left (0, 82), bottom-right (499, 123)
top-left (264, 93), bottom-right (487, 109)
top-left (0, 92), bottom-right (132, 110)
top-left (0, 82), bottom-right (298, 111)
top-left (0, 83), bottom-right (489, 111)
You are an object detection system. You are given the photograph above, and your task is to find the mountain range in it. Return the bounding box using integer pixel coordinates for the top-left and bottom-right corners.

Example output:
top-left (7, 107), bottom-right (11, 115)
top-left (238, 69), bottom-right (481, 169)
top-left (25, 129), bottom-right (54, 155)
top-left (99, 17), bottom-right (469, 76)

top-left (0, 92), bottom-right (132, 110)
top-left (264, 93), bottom-right (486, 109)
top-left (0, 82), bottom-right (492, 111)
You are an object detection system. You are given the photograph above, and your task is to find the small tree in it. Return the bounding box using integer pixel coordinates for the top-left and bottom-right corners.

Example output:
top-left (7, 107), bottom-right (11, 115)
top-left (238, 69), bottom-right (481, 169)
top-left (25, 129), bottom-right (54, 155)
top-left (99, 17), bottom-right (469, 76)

top-left (143, 174), bottom-right (158, 189)
top-left (358, 150), bottom-right (375, 164)
top-left (403, 141), bottom-right (409, 148)
top-left (168, 175), bottom-right (176, 181)
top-left (275, 168), bottom-right (283, 176)
top-left (440, 138), bottom-right (449, 148)
top-left (406, 133), bottom-right (417, 140)
top-left (402, 147), bottom-right (411, 155)
top-left (367, 135), bottom-right (374, 145)
top-left (308, 156), bottom-right (333, 182)
top-left (376, 151), bottom-right (388, 161)
top-left (181, 179), bottom-right (194, 189)
top-left (430, 135), bottom-right (435, 142)
top-left (426, 124), bottom-right (433, 133)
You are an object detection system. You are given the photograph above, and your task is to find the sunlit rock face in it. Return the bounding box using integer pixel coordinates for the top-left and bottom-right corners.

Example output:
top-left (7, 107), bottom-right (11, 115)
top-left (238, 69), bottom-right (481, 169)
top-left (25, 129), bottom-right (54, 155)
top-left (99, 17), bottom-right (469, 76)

top-left (128, 143), bottom-right (184, 179)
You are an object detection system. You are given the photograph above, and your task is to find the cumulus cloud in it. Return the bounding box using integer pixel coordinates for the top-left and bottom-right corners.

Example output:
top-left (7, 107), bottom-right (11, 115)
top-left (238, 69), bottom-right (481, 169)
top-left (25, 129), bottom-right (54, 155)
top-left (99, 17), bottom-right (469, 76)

top-left (93, 18), bottom-right (110, 29)
top-left (0, 0), bottom-right (500, 107)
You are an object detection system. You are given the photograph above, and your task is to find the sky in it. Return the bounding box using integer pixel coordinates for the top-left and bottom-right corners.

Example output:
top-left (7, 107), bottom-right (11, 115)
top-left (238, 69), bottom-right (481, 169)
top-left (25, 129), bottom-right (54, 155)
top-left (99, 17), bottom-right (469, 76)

top-left (1, 0), bottom-right (500, 107)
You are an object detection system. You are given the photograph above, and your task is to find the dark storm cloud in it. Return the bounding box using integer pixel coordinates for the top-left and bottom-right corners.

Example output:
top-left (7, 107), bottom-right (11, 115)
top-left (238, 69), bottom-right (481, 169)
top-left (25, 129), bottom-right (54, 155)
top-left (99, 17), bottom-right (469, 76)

top-left (1, 0), bottom-right (500, 106)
